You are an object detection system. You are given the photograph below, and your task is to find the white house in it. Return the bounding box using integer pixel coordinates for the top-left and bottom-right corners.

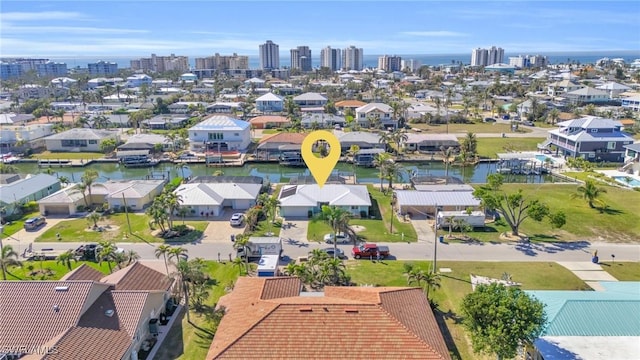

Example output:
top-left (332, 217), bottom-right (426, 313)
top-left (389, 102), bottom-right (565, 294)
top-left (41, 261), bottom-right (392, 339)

top-left (596, 82), bottom-right (631, 99)
top-left (0, 123), bottom-right (54, 151)
top-left (0, 174), bottom-right (61, 216)
top-left (278, 184), bottom-right (371, 218)
top-left (126, 74), bottom-right (153, 88)
top-left (255, 92), bottom-right (284, 112)
top-left (174, 182), bottom-right (261, 217)
top-left (404, 134), bottom-right (460, 153)
top-left (44, 128), bottom-right (120, 152)
top-left (293, 92), bottom-right (328, 108)
top-left (394, 190), bottom-right (481, 215)
top-left (565, 87), bottom-right (609, 104)
top-left (355, 103), bottom-right (395, 128)
top-left (188, 115), bottom-right (251, 152)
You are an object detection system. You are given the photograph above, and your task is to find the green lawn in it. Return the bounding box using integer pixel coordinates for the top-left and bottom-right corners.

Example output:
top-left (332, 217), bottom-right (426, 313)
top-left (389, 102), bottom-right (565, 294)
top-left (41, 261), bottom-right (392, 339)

top-left (412, 122), bottom-right (531, 135)
top-left (599, 262), bottom-right (640, 281)
top-left (32, 152), bottom-right (105, 160)
top-left (4, 260), bottom-right (111, 280)
top-left (261, 129), bottom-right (281, 135)
top-left (476, 137), bottom-right (544, 158)
top-left (153, 262), bottom-right (242, 360)
top-left (307, 186), bottom-right (418, 243)
top-left (36, 213), bottom-right (208, 243)
top-left (464, 184), bottom-right (640, 242)
top-left (0, 211), bottom-right (40, 239)
top-left (347, 260), bottom-right (588, 360)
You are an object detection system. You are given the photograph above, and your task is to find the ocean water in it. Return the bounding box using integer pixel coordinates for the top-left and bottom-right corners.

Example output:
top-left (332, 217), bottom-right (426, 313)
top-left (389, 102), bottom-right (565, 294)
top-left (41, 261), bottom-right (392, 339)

top-left (49, 50), bottom-right (640, 70)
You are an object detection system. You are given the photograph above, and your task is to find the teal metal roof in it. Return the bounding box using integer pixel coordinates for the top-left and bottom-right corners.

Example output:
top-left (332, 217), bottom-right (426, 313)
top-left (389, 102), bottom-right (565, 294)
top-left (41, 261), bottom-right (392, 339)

top-left (527, 281), bottom-right (640, 337)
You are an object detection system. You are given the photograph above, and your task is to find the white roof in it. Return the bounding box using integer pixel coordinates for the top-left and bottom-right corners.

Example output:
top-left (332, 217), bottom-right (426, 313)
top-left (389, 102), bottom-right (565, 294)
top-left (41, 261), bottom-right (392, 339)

top-left (535, 336), bottom-right (640, 360)
top-left (395, 190), bottom-right (480, 207)
top-left (256, 92), bottom-right (283, 102)
top-left (596, 82), bottom-right (631, 91)
top-left (0, 174), bottom-right (59, 204)
top-left (567, 87), bottom-right (608, 96)
top-left (355, 103), bottom-right (392, 113)
top-left (337, 131), bottom-right (382, 144)
top-left (189, 116), bottom-right (250, 131)
top-left (293, 92), bottom-right (328, 101)
top-left (405, 133), bottom-right (458, 144)
top-left (175, 183), bottom-right (261, 206)
top-left (278, 184), bottom-right (371, 207)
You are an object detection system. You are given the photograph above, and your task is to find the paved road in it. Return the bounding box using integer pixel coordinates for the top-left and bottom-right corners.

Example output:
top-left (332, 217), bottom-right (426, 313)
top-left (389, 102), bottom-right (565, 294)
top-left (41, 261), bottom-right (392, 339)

top-left (28, 239), bottom-right (640, 263)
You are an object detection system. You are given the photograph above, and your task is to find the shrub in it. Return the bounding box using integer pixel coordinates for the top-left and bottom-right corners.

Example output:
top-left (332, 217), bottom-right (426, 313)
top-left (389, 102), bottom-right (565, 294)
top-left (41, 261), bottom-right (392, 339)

top-left (20, 201), bottom-right (39, 214)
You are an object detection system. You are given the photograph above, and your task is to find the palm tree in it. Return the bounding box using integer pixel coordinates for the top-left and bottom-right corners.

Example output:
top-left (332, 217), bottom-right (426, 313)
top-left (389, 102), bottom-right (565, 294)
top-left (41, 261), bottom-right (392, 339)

top-left (347, 144), bottom-right (360, 183)
top-left (383, 160), bottom-right (404, 191)
top-left (440, 146), bottom-right (456, 184)
top-left (547, 108), bottom-right (560, 125)
top-left (1, 245), bottom-right (22, 280)
top-left (81, 170), bottom-right (99, 209)
top-left (163, 191), bottom-right (183, 229)
top-left (572, 179), bottom-right (607, 209)
top-left (174, 258), bottom-right (192, 322)
top-left (126, 250), bottom-right (140, 266)
top-left (319, 205), bottom-right (352, 260)
top-left (97, 241), bottom-right (116, 273)
top-left (378, 131), bottom-right (393, 152)
top-left (86, 210), bottom-right (103, 229)
top-left (168, 246), bottom-right (188, 264)
top-left (232, 256), bottom-right (246, 275)
top-left (403, 262), bottom-right (441, 298)
top-left (155, 244), bottom-right (172, 275)
top-left (56, 250), bottom-right (76, 271)
top-left (233, 234), bottom-right (250, 274)
top-left (374, 152), bottom-right (392, 192)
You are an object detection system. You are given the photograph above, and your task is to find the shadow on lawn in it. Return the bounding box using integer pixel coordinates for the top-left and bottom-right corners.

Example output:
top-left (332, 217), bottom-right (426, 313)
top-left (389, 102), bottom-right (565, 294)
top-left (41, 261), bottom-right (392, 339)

top-left (433, 307), bottom-right (464, 360)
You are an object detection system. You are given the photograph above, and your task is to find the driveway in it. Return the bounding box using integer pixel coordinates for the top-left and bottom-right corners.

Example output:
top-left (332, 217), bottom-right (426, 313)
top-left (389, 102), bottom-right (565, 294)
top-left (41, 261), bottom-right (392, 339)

top-left (7, 217), bottom-right (72, 243)
top-left (279, 219), bottom-right (310, 245)
top-left (200, 209), bottom-right (246, 243)
top-left (410, 214), bottom-right (436, 244)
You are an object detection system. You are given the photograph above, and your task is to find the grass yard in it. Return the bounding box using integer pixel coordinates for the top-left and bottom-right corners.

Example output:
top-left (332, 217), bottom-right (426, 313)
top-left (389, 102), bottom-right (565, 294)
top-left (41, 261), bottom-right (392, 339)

top-left (36, 213), bottom-right (208, 243)
top-left (4, 260), bottom-right (111, 280)
top-left (347, 260), bottom-right (588, 360)
top-left (32, 151), bottom-right (105, 160)
top-left (153, 262), bottom-right (241, 360)
top-left (306, 185), bottom-right (418, 243)
top-left (599, 262), bottom-right (640, 281)
top-left (0, 211), bottom-right (40, 239)
top-left (462, 184), bottom-right (640, 243)
top-left (476, 137), bottom-right (544, 158)
top-left (412, 122), bottom-right (531, 135)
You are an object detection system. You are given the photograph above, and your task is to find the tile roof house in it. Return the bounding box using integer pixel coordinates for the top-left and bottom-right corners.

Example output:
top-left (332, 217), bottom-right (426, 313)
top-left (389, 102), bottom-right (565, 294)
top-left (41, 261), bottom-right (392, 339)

top-left (207, 277), bottom-right (451, 359)
top-left (278, 184), bottom-right (371, 218)
top-left (0, 174), bottom-right (60, 216)
top-left (43, 128), bottom-right (120, 152)
top-left (249, 115), bottom-right (289, 129)
top-left (0, 261), bottom-right (175, 360)
top-left (526, 281), bottom-right (640, 360)
top-left (38, 179), bottom-right (166, 216)
top-left (174, 180), bottom-right (262, 217)
top-left (546, 116), bottom-right (635, 162)
top-left (256, 132), bottom-right (307, 160)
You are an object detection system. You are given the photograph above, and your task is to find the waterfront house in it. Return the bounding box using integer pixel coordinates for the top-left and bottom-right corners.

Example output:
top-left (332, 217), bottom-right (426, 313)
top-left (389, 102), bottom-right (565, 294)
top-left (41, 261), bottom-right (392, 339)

top-left (255, 92), bottom-right (284, 113)
top-left (301, 113), bottom-right (346, 128)
top-left (0, 174), bottom-right (60, 216)
top-left (622, 143), bottom-right (640, 175)
top-left (174, 176), bottom-right (262, 217)
top-left (206, 102), bottom-right (242, 114)
top-left (337, 131), bottom-right (384, 153)
top-left (207, 277), bottom-right (451, 360)
top-left (0, 123), bottom-right (53, 152)
top-left (117, 133), bottom-right (172, 152)
top-left (355, 102), bottom-right (395, 128)
top-left (278, 184), bottom-right (371, 218)
top-left (1, 261), bottom-right (176, 360)
top-left (44, 128), bottom-right (120, 152)
top-left (256, 132), bottom-right (307, 161)
top-left (293, 92), bottom-right (328, 108)
top-left (353, 148), bottom-right (385, 167)
top-left (249, 115), bottom-right (289, 129)
top-left (142, 115), bottom-right (188, 130)
top-left (167, 102), bottom-right (206, 114)
top-left (188, 115), bottom-right (251, 152)
top-left (403, 134), bottom-right (460, 153)
top-left (565, 87), bottom-right (609, 104)
top-left (393, 189), bottom-right (481, 216)
top-left (545, 116), bottom-right (635, 162)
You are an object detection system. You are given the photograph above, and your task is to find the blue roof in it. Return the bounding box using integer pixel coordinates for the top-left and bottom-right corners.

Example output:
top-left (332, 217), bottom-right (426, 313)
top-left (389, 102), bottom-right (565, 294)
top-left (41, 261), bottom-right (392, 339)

top-left (527, 281), bottom-right (640, 336)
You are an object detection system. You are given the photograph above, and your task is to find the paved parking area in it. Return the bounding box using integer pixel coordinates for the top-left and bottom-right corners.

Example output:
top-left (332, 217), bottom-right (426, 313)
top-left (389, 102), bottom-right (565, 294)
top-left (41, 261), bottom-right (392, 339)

top-left (7, 217), bottom-right (72, 243)
top-left (200, 209), bottom-right (246, 243)
top-left (279, 219), bottom-right (310, 243)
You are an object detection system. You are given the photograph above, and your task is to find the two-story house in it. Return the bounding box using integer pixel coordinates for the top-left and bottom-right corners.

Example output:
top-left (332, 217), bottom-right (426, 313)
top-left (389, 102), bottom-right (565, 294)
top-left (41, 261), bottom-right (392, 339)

top-left (292, 92), bottom-right (328, 109)
top-left (0, 123), bottom-right (54, 152)
top-left (44, 128), bottom-right (120, 152)
top-left (355, 102), bottom-right (395, 129)
top-left (546, 116), bottom-right (635, 162)
top-left (547, 79), bottom-right (583, 97)
top-left (188, 115), bottom-right (251, 152)
top-left (255, 92), bottom-right (284, 112)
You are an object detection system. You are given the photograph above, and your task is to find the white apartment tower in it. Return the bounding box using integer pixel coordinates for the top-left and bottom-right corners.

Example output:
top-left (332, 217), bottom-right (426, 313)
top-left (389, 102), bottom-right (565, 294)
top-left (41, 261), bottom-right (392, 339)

top-left (290, 46), bottom-right (312, 72)
top-left (320, 46), bottom-right (342, 71)
top-left (378, 55), bottom-right (402, 72)
top-left (259, 40), bottom-right (280, 70)
top-left (488, 46), bottom-right (505, 65)
top-left (401, 59), bottom-right (421, 73)
top-left (342, 46), bottom-right (364, 71)
top-left (471, 48), bottom-right (489, 67)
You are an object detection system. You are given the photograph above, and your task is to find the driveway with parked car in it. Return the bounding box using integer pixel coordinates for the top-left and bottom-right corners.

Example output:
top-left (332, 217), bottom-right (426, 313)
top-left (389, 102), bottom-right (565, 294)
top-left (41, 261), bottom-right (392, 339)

top-left (201, 209), bottom-right (247, 243)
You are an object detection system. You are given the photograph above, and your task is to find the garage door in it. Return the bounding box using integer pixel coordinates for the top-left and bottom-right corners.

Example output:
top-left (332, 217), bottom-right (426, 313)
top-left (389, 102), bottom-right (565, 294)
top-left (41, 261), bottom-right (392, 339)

top-left (281, 206), bottom-right (309, 218)
top-left (44, 205), bottom-right (70, 215)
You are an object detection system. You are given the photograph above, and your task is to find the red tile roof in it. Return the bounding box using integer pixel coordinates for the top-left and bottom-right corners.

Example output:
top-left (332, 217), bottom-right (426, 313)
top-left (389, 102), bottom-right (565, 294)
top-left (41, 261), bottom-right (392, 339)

top-left (258, 132), bottom-right (307, 144)
top-left (249, 115), bottom-right (289, 124)
top-left (100, 261), bottom-right (172, 291)
top-left (260, 277), bottom-right (302, 300)
top-left (207, 278), bottom-right (451, 359)
top-left (335, 100), bottom-right (367, 108)
top-left (42, 327), bottom-right (131, 360)
top-left (60, 264), bottom-right (105, 282)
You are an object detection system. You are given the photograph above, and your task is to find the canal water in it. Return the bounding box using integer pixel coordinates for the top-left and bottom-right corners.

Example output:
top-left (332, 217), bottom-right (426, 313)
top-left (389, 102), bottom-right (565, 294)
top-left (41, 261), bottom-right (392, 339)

top-left (13, 161), bottom-right (557, 184)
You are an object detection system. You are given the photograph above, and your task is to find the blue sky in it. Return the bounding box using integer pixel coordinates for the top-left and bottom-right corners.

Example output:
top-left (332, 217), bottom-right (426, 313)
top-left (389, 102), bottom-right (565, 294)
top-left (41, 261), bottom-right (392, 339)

top-left (1, 1), bottom-right (639, 57)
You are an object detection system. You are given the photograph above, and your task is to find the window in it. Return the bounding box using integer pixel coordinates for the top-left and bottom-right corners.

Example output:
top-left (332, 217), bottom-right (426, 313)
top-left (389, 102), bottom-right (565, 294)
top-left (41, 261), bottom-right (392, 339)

top-left (88, 140), bottom-right (97, 144)
top-left (591, 129), bottom-right (598, 133)
top-left (234, 133), bottom-right (239, 136)
top-left (607, 142), bottom-right (616, 150)
top-left (208, 133), bottom-right (223, 140)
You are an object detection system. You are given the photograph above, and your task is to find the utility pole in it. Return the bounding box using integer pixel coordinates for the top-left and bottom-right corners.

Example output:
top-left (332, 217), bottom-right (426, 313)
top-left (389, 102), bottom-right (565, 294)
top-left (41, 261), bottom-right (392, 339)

top-left (432, 203), bottom-right (438, 274)
top-left (122, 193), bottom-right (132, 234)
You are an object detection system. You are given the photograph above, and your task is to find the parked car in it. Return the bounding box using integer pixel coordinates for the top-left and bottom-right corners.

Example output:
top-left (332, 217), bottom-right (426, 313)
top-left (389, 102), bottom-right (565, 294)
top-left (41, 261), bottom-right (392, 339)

top-left (324, 233), bottom-right (350, 244)
top-left (75, 243), bottom-right (124, 261)
top-left (24, 217), bottom-right (46, 230)
top-left (351, 243), bottom-right (390, 259)
top-left (483, 117), bottom-right (496, 122)
top-left (317, 247), bottom-right (345, 259)
top-left (178, 152), bottom-right (197, 160)
top-left (522, 121), bottom-right (535, 126)
top-left (230, 213), bottom-right (245, 226)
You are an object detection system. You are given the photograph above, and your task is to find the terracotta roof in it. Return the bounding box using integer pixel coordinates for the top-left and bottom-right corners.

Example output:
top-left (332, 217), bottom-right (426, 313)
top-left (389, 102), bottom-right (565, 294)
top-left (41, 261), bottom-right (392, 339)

top-left (260, 277), bottom-right (302, 300)
top-left (60, 264), bottom-right (105, 282)
top-left (249, 115), bottom-right (289, 124)
top-left (207, 278), bottom-right (451, 359)
top-left (258, 132), bottom-right (307, 144)
top-left (100, 261), bottom-right (172, 291)
top-left (0, 281), bottom-right (108, 348)
top-left (620, 118), bottom-right (636, 126)
top-left (42, 327), bottom-right (131, 360)
top-left (76, 290), bottom-right (149, 338)
top-left (335, 100), bottom-right (367, 108)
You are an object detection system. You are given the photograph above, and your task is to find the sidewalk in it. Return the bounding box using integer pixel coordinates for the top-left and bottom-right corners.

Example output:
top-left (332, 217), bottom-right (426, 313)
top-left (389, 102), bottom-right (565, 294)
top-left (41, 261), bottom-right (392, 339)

top-left (557, 261), bottom-right (618, 291)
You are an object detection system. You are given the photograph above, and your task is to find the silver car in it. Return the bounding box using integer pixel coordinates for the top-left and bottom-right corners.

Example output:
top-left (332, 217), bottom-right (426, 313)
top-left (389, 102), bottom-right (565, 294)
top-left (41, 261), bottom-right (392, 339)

top-left (230, 213), bottom-right (245, 226)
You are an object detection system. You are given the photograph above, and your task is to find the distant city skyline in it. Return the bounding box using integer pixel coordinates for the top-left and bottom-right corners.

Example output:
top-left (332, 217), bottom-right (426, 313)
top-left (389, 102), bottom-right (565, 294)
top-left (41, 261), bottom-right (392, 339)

top-left (1, 1), bottom-right (638, 57)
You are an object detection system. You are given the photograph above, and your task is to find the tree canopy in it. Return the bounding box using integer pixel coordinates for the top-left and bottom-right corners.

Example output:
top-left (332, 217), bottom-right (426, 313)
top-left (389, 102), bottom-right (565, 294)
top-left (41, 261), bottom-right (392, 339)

top-left (462, 283), bottom-right (547, 360)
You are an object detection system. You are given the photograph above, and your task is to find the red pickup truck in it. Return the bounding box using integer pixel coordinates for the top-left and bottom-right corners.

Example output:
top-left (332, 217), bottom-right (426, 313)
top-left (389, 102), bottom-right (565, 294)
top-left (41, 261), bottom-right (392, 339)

top-left (351, 243), bottom-right (390, 259)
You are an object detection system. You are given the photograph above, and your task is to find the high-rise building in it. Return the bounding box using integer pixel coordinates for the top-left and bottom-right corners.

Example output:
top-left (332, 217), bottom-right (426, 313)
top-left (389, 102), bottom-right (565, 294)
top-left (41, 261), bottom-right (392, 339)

top-left (378, 55), bottom-right (402, 72)
top-left (36, 62), bottom-right (68, 77)
top-left (195, 53), bottom-right (249, 71)
top-left (508, 54), bottom-right (548, 68)
top-left (259, 40), bottom-right (280, 70)
top-left (401, 59), bottom-right (421, 73)
top-left (0, 62), bottom-right (24, 80)
top-left (471, 46), bottom-right (504, 66)
top-left (320, 46), bottom-right (341, 71)
top-left (88, 60), bottom-right (118, 76)
top-left (130, 53), bottom-right (189, 72)
top-left (290, 46), bottom-right (312, 72)
top-left (342, 45), bottom-right (364, 71)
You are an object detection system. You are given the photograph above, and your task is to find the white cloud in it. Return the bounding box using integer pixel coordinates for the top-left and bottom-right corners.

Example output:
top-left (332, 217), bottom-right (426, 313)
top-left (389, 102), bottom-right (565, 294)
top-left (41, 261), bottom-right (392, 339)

top-left (400, 31), bottom-right (467, 37)
top-left (1, 24), bottom-right (149, 35)
top-left (0, 11), bottom-right (87, 21)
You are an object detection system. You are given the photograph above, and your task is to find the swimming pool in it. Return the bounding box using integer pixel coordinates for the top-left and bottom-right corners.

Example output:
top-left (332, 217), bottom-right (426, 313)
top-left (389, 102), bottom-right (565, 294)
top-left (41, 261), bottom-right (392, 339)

top-left (535, 154), bottom-right (555, 163)
top-left (613, 176), bottom-right (640, 187)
